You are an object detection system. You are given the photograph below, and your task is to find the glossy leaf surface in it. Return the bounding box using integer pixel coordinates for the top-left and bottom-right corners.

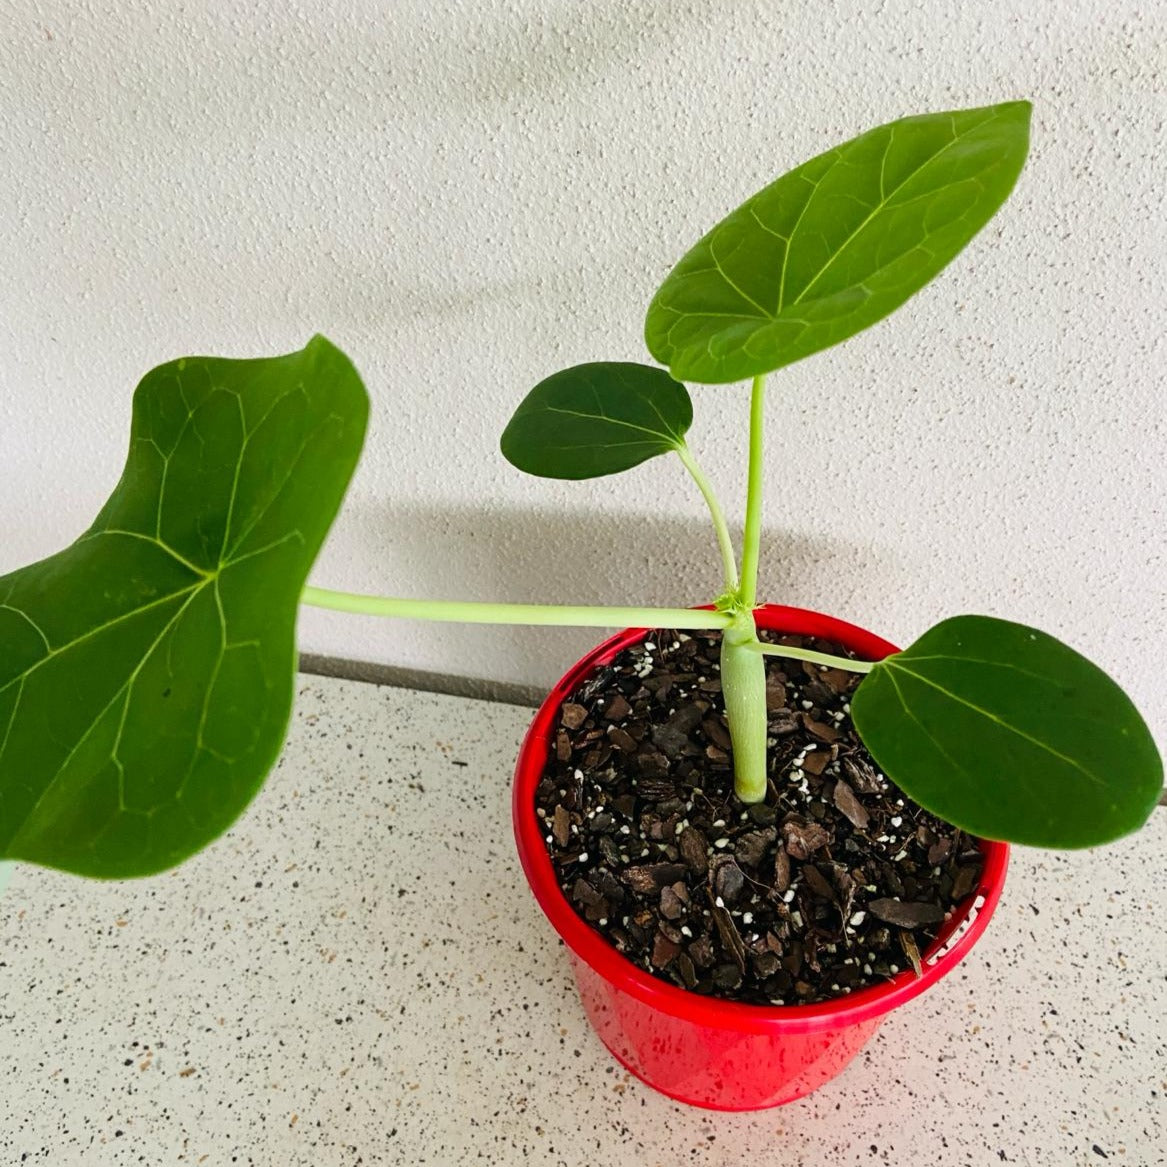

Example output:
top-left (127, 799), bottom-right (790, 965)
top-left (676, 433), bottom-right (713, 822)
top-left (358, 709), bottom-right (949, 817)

top-left (0, 337), bottom-right (368, 877)
top-left (501, 362), bottom-right (692, 479)
top-left (851, 615), bottom-right (1162, 848)
top-left (645, 102), bottom-right (1031, 383)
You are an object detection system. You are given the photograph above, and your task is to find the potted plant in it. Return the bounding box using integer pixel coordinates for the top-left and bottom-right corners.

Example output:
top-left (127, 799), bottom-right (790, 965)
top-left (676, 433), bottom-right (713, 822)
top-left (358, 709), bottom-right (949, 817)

top-left (0, 101), bottom-right (1160, 1110)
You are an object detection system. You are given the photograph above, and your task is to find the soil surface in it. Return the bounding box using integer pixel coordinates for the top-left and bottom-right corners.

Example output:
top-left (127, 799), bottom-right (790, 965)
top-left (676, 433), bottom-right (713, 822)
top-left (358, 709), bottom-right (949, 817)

top-left (534, 628), bottom-right (985, 1006)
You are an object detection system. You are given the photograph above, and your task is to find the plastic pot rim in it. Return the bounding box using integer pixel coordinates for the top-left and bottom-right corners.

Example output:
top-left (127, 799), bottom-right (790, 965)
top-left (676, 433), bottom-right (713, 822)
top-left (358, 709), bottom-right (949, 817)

top-left (513, 603), bottom-right (1009, 1037)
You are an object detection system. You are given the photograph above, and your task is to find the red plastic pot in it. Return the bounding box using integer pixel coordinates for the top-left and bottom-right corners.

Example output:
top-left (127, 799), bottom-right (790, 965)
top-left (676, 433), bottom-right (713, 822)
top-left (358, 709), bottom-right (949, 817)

top-left (513, 604), bottom-right (1008, 1111)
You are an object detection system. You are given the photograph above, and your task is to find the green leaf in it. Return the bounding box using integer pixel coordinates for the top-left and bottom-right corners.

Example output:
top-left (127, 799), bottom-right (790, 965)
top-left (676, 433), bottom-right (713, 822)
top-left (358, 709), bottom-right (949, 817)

top-left (645, 101), bottom-right (1031, 384)
top-left (500, 362), bottom-right (692, 479)
top-left (0, 336), bottom-right (368, 878)
top-left (851, 615), bottom-right (1163, 848)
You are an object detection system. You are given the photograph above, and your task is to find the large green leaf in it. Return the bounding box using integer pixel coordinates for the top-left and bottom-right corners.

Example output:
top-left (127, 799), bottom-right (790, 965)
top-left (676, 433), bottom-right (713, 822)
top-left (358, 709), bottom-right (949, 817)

top-left (851, 615), bottom-right (1162, 848)
top-left (645, 101), bottom-right (1031, 384)
top-left (0, 336), bottom-right (368, 878)
top-left (500, 361), bottom-right (692, 479)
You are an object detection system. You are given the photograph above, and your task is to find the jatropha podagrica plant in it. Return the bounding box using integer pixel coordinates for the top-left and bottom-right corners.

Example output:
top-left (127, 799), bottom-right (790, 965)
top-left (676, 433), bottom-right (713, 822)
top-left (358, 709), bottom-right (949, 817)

top-left (0, 101), bottom-right (1160, 882)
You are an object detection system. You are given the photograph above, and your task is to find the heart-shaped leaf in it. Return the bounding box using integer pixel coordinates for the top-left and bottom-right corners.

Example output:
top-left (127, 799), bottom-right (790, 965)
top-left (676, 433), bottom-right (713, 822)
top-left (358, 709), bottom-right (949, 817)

top-left (645, 101), bottom-right (1031, 384)
top-left (0, 336), bottom-right (368, 878)
top-left (851, 615), bottom-right (1162, 848)
top-left (500, 362), bottom-right (692, 479)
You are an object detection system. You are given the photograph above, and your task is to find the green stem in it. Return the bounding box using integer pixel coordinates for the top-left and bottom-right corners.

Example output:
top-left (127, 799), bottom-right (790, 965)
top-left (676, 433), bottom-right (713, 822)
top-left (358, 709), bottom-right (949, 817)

top-left (675, 443), bottom-right (739, 593)
top-left (301, 587), bottom-right (733, 630)
top-left (739, 374), bottom-right (767, 608)
top-left (749, 642), bottom-right (876, 674)
top-left (720, 611), bottom-right (769, 803)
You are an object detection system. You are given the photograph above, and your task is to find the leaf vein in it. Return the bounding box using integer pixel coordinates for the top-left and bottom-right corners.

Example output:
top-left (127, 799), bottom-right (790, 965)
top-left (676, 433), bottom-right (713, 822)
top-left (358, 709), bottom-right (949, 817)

top-left (708, 243), bottom-right (772, 319)
top-left (0, 604), bottom-right (51, 653)
top-left (7, 586), bottom-right (207, 848)
top-left (0, 584), bottom-right (202, 697)
top-left (885, 659), bottom-right (1106, 789)
top-left (791, 122), bottom-right (971, 307)
top-left (0, 677), bottom-right (26, 770)
top-left (540, 405), bottom-right (679, 445)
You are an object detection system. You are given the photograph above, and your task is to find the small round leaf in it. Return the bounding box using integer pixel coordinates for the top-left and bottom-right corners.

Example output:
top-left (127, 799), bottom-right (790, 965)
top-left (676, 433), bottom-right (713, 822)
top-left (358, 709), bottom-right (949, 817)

top-left (501, 362), bottom-right (692, 479)
top-left (851, 615), bottom-right (1162, 848)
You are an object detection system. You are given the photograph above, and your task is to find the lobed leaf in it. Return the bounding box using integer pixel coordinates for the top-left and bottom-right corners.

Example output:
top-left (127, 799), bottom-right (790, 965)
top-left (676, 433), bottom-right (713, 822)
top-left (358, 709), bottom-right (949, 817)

top-left (500, 362), bottom-right (692, 479)
top-left (0, 336), bottom-right (368, 877)
top-left (851, 615), bottom-right (1163, 848)
top-left (645, 101), bottom-right (1031, 383)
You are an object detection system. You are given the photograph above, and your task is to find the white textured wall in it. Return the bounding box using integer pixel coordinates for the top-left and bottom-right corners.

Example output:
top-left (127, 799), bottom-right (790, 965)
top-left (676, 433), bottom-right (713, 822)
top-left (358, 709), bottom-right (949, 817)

top-left (1, 2), bottom-right (1163, 737)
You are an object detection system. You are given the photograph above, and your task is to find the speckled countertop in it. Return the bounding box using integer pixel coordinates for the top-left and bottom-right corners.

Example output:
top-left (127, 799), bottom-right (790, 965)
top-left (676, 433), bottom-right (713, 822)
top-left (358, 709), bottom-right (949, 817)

top-left (1, 676), bottom-right (1164, 1166)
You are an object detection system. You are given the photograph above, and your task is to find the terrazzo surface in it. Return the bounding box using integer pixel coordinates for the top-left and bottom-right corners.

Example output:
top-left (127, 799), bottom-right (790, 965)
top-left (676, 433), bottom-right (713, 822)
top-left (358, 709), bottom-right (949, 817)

top-left (1, 675), bottom-right (1163, 1166)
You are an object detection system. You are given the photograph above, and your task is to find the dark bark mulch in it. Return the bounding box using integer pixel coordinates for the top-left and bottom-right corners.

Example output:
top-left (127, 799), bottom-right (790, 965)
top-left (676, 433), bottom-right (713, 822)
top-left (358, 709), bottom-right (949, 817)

top-left (533, 628), bottom-right (984, 1006)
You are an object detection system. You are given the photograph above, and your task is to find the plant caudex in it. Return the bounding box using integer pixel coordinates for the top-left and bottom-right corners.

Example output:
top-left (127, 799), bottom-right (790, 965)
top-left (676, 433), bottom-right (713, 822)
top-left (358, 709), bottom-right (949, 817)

top-left (0, 101), bottom-right (1161, 881)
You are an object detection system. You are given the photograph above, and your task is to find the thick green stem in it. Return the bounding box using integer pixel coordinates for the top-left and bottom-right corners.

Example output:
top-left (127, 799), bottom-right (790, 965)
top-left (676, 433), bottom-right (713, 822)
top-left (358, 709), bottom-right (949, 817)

top-left (720, 611), bottom-right (769, 803)
top-left (749, 642), bottom-right (876, 673)
top-left (739, 374), bottom-right (767, 609)
top-left (301, 587), bottom-right (732, 630)
top-left (675, 443), bottom-right (739, 593)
